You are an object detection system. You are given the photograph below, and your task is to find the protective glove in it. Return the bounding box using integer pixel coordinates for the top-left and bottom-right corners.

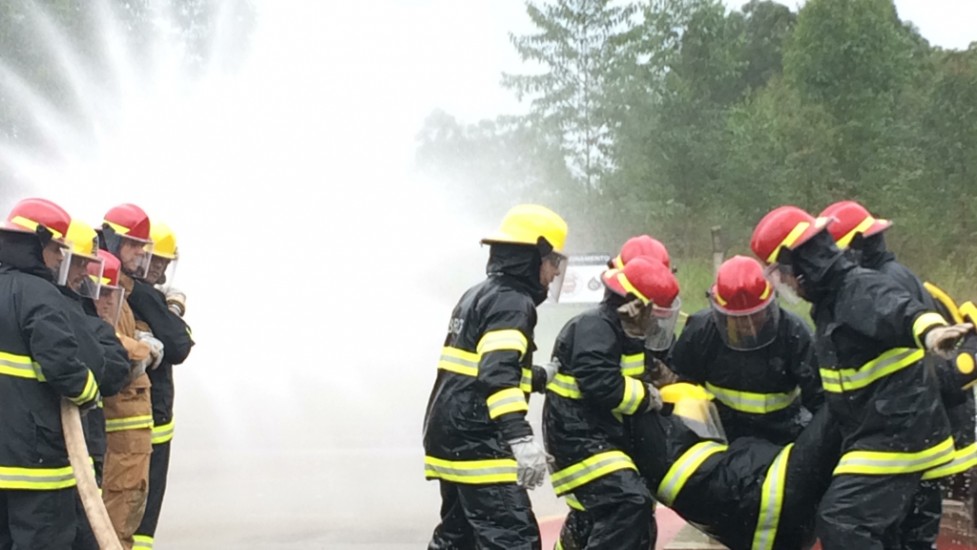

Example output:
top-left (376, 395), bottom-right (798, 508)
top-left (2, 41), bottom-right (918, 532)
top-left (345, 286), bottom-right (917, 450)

top-left (644, 383), bottom-right (664, 412)
top-left (165, 287), bottom-right (187, 317)
top-left (136, 330), bottom-right (165, 370)
top-left (542, 360), bottom-right (560, 385)
top-left (925, 323), bottom-right (974, 359)
top-left (507, 436), bottom-right (550, 489)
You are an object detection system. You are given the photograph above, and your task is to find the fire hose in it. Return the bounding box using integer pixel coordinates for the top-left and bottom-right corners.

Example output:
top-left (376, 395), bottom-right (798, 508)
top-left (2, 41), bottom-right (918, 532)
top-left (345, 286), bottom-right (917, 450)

top-left (61, 400), bottom-right (123, 550)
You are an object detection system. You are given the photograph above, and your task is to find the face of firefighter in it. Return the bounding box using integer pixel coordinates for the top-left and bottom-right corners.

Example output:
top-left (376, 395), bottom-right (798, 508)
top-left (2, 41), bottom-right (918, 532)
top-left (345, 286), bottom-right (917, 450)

top-left (540, 252), bottom-right (566, 288)
top-left (42, 241), bottom-right (66, 273)
top-left (66, 255), bottom-right (95, 291)
top-left (617, 298), bottom-right (652, 339)
top-left (146, 255), bottom-right (170, 285)
top-left (764, 263), bottom-right (804, 305)
top-left (95, 287), bottom-right (123, 326)
top-left (118, 236), bottom-right (148, 273)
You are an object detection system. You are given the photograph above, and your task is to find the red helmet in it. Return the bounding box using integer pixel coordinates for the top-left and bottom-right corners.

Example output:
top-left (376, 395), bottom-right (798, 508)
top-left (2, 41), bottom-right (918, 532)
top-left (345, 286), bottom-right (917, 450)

top-left (610, 235), bottom-right (671, 270)
top-left (93, 249), bottom-right (122, 287)
top-left (103, 203), bottom-right (151, 241)
top-left (818, 200), bottom-right (890, 249)
top-left (750, 206), bottom-right (826, 265)
top-left (602, 256), bottom-right (679, 307)
top-left (2, 198), bottom-right (71, 242)
top-left (711, 256), bottom-right (773, 313)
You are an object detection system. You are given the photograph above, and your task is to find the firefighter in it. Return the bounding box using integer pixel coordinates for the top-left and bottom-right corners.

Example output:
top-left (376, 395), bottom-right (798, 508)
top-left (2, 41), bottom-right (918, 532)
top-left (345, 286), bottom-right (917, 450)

top-left (626, 383), bottom-right (843, 550)
top-left (819, 199), bottom-right (977, 549)
top-left (131, 221), bottom-right (195, 550)
top-left (750, 205), bottom-right (971, 549)
top-left (61, 221), bottom-right (132, 550)
top-left (97, 203), bottom-right (163, 549)
top-left (0, 198), bottom-right (102, 549)
top-left (545, 256), bottom-right (680, 549)
top-left (423, 204), bottom-right (568, 550)
top-left (668, 255), bottom-right (823, 444)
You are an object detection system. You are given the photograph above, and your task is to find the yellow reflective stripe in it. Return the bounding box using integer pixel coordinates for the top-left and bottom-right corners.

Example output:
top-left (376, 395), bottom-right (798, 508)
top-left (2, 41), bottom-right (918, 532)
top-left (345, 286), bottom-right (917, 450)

top-left (424, 456), bottom-right (518, 484)
top-left (613, 376), bottom-right (646, 415)
top-left (152, 418), bottom-right (176, 445)
top-left (565, 493), bottom-right (586, 511)
top-left (477, 329), bottom-right (528, 357)
top-left (834, 437), bottom-right (954, 475)
top-left (133, 534), bottom-right (154, 549)
top-left (10, 215), bottom-right (64, 239)
top-left (819, 348), bottom-right (923, 393)
top-left (913, 312), bottom-right (948, 348)
top-left (615, 271), bottom-right (650, 305)
top-left (486, 388), bottom-right (528, 419)
top-left (705, 383), bottom-right (799, 414)
top-left (752, 444), bottom-right (793, 550)
top-left (922, 442), bottom-right (977, 480)
top-left (520, 368), bottom-right (533, 393)
top-left (547, 373), bottom-right (582, 399)
top-left (766, 221), bottom-right (810, 263)
top-left (836, 216), bottom-right (877, 249)
top-left (0, 351), bottom-right (45, 381)
top-left (657, 441), bottom-right (728, 505)
top-left (0, 465), bottom-right (76, 490)
top-left (620, 352), bottom-right (645, 377)
top-left (68, 370), bottom-right (99, 406)
top-left (437, 346), bottom-right (479, 377)
top-left (105, 415), bottom-right (154, 432)
top-left (551, 451), bottom-right (636, 495)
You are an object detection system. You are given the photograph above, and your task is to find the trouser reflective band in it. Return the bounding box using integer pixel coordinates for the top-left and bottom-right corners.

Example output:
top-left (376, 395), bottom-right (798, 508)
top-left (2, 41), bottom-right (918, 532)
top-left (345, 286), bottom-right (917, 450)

top-left (922, 442), bottom-right (977, 480)
top-left (0, 465), bottom-right (76, 490)
top-left (424, 456), bottom-right (518, 484)
top-left (657, 441), bottom-right (728, 506)
top-left (105, 415), bottom-right (154, 432)
top-left (551, 451), bottom-right (636, 496)
top-left (705, 382), bottom-right (799, 414)
top-left (752, 443), bottom-right (793, 550)
top-left (151, 418), bottom-right (175, 445)
top-left (133, 534), bottom-right (154, 549)
top-left (820, 348), bottom-right (922, 393)
top-left (834, 436), bottom-right (954, 475)
top-left (620, 352), bottom-right (645, 377)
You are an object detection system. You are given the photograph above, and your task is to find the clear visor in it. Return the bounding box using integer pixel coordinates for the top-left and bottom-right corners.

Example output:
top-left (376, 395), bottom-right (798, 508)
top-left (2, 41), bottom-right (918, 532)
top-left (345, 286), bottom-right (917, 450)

top-left (673, 396), bottom-right (727, 443)
top-left (94, 285), bottom-right (125, 328)
top-left (147, 254), bottom-right (178, 290)
top-left (58, 251), bottom-right (103, 299)
top-left (711, 298), bottom-right (780, 351)
top-left (119, 235), bottom-right (154, 279)
top-left (645, 297), bottom-right (682, 351)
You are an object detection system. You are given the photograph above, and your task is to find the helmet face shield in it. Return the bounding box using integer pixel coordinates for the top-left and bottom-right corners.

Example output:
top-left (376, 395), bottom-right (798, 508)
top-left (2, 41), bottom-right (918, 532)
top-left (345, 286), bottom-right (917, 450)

top-left (763, 263), bottom-right (802, 305)
top-left (672, 395), bottom-right (727, 443)
top-left (712, 298), bottom-right (779, 351)
top-left (59, 251), bottom-right (103, 299)
top-left (95, 285), bottom-right (125, 327)
top-left (118, 235), bottom-right (154, 279)
top-left (645, 298), bottom-right (682, 351)
top-left (147, 254), bottom-right (178, 289)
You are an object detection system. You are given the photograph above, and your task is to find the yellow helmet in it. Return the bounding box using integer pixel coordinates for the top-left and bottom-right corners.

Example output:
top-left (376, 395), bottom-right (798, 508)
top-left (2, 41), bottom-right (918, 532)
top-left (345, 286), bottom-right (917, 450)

top-left (150, 221), bottom-right (179, 260)
top-left (481, 204), bottom-right (568, 254)
top-left (65, 219), bottom-right (99, 258)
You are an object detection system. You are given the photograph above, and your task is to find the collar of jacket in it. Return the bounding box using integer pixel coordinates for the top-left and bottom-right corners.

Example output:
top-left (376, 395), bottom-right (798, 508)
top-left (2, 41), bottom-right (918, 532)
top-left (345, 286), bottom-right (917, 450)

top-left (485, 242), bottom-right (548, 305)
top-left (0, 231), bottom-right (55, 281)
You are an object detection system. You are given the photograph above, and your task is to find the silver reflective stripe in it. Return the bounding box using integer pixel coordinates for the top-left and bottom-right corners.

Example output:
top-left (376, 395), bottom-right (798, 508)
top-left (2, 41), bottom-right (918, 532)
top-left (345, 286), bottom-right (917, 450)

top-left (706, 383), bottom-right (800, 414)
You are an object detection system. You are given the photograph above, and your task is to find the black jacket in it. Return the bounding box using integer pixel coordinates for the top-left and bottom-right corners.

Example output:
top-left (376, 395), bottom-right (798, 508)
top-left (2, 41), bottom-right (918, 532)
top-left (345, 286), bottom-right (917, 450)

top-left (422, 244), bottom-right (545, 482)
top-left (0, 232), bottom-right (100, 488)
top-left (669, 307), bottom-right (823, 445)
top-left (795, 231), bottom-right (951, 466)
top-left (543, 297), bottom-right (654, 479)
top-left (128, 279), bottom-right (195, 431)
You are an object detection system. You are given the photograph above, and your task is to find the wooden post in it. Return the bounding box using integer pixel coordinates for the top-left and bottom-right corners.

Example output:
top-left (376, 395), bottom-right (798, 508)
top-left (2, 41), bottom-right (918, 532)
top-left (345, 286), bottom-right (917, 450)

top-left (711, 226), bottom-right (724, 276)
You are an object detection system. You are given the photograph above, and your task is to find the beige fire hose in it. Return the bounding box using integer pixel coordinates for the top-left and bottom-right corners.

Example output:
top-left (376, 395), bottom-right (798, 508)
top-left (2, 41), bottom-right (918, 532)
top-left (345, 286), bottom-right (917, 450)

top-left (61, 400), bottom-right (123, 550)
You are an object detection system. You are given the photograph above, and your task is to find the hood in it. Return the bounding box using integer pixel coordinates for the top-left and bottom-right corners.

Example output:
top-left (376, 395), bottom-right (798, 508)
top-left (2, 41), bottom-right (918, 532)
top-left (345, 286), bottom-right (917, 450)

top-left (0, 231), bottom-right (54, 281)
top-left (788, 229), bottom-right (853, 302)
top-left (855, 232), bottom-right (895, 271)
top-left (485, 242), bottom-right (548, 305)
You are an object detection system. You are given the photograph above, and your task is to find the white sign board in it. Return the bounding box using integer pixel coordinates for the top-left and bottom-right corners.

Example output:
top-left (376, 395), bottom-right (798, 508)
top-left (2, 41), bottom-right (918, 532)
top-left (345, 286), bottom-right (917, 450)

top-left (547, 254), bottom-right (611, 304)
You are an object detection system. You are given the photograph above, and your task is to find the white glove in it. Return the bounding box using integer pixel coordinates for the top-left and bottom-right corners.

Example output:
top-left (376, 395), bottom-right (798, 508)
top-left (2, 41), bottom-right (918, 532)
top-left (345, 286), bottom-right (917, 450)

top-left (925, 323), bottom-right (974, 359)
top-left (164, 287), bottom-right (187, 317)
top-left (542, 360), bottom-right (560, 385)
top-left (507, 436), bottom-right (550, 489)
top-left (136, 330), bottom-right (165, 370)
top-left (644, 383), bottom-right (664, 412)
